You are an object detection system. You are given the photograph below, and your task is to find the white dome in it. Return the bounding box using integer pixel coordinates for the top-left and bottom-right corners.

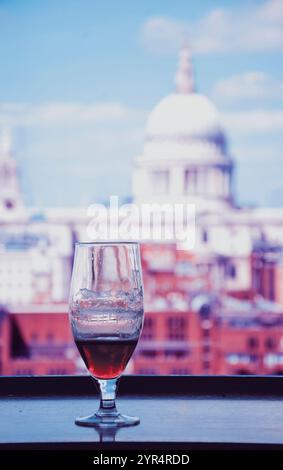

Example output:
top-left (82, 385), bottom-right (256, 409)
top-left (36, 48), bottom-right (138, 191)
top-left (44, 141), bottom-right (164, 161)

top-left (133, 46), bottom-right (234, 212)
top-left (146, 93), bottom-right (224, 142)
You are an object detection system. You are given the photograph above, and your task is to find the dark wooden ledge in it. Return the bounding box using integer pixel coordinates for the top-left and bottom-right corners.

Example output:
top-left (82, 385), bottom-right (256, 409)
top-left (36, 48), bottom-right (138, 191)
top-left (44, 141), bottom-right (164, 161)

top-left (0, 375), bottom-right (283, 449)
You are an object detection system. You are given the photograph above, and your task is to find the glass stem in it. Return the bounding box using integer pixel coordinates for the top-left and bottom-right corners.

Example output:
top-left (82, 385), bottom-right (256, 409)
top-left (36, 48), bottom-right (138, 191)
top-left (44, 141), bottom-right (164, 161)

top-left (96, 378), bottom-right (119, 416)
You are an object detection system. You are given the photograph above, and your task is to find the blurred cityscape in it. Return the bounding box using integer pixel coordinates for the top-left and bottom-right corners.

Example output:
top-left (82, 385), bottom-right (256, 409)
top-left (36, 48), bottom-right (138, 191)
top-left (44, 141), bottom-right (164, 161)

top-left (0, 46), bottom-right (283, 376)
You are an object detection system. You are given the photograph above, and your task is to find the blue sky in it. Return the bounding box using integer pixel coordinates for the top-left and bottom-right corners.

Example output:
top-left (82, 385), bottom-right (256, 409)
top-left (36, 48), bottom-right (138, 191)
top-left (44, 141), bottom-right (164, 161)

top-left (0, 0), bottom-right (282, 207)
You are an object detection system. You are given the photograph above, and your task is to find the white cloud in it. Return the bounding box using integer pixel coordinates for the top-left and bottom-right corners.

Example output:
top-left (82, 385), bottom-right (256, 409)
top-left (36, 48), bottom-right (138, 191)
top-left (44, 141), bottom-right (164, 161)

top-left (0, 102), bottom-right (146, 127)
top-left (221, 109), bottom-right (283, 134)
top-left (212, 72), bottom-right (282, 103)
top-left (258, 0), bottom-right (283, 22)
top-left (141, 0), bottom-right (283, 54)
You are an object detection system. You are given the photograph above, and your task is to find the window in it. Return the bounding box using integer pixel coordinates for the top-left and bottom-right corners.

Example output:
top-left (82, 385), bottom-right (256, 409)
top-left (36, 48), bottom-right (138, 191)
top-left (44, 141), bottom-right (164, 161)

top-left (202, 328), bottom-right (210, 338)
top-left (200, 305), bottom-right (211, 318)
top-left (203, 344), bottom-right (211, 354)
top-left (142, 317), bottom-right (156, 340)
top-left (152, 170), bottom-right (169, 195)
top-left (164, 350), bottom-right (189, 358)
top-left (184, 169), bottom-right (196, 194)
top-left (265, 337), bottom-right (275, 350)
top-left (247, 337), bottom-right (259, 349)
top-left (202, 229), bottom-right (208, 243)
top-left (4, 199), bottom-right (14, 210)
top-left (140, 350), bottom-right (157, 358)
top-left (250, 355), bottom-right (258, 363)
top-left (167, 317), bottom-right (187, 340)
top-left (202, 361), bottom-right (210, 371)
top-left (226, 262), bottom-right (237, 279)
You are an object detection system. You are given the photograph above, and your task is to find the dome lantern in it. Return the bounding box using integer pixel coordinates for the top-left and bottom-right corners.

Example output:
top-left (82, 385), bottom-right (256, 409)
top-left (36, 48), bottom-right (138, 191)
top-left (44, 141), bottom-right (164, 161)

top-left (174, 45), bottom-right (194, 94)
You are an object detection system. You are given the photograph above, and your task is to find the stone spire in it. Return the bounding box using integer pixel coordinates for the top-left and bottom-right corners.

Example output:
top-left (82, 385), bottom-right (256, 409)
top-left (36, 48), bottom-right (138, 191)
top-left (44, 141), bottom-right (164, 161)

top-left (174, 45), bottom-right (194, 94)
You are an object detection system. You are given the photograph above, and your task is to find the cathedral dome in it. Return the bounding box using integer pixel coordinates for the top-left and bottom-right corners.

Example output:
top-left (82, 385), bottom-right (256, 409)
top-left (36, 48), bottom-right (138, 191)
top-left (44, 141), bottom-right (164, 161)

top-left (133, 45), bottom-right (234, 212)
top-left (143, 45), bottom-right (227, 155)
top-left (146, 92), bottom-right (224, 144)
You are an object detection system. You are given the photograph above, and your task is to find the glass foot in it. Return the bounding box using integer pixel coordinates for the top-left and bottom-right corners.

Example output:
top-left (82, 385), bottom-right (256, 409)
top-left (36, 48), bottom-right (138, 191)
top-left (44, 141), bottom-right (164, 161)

top-left (75, 411), bottom-right (140, 427)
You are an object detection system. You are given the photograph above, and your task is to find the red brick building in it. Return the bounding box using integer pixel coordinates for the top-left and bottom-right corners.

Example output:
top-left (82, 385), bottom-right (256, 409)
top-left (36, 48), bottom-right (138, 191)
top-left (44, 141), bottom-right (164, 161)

top-left (132, 297), bottom-right (283, 376)
top-left (0, 304), bottom-right (77, 375)
top-left (1, 242), bottom-right (283, 376)
top-left (1, 297), bottom-right (283, 376)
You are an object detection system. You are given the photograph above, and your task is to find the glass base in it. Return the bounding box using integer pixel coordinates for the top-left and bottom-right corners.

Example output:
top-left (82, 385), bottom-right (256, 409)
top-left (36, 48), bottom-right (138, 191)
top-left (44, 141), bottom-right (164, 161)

top-left (75, 411), bottom-right (140, 427)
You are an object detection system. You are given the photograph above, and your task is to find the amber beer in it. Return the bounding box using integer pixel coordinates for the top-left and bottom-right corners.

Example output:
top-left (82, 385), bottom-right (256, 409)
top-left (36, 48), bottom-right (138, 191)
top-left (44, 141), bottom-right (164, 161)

top-left (75, 337), bottom-right (138, 379)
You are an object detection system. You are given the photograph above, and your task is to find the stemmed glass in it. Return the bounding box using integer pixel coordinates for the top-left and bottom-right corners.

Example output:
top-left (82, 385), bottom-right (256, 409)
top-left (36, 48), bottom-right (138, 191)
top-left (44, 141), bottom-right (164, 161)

top-left (69, 242), bottom-right (144, 427)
